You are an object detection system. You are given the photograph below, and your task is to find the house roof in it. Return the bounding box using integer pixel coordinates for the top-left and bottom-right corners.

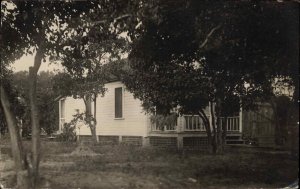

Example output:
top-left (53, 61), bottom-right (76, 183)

top-left (101, 58), bottom-right (129, 83)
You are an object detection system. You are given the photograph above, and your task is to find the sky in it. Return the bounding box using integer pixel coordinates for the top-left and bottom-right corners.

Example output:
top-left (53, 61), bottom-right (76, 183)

top-left (11, 54), bottom-right (63, 73)
top-left (11, 52), bottom-right (128, 73)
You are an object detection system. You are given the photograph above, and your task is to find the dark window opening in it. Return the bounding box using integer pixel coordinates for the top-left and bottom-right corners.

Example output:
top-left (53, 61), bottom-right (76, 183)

top-left (115, 87), bottom-right (123, 118)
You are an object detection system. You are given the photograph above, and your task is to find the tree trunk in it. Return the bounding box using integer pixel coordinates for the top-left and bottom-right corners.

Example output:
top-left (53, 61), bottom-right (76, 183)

top-left (210, 102), bottom-right (218, 154)
top-left (90, 125), bottom-right (97, 143)
top-left (270, 98), bottom-right (281, 145)
top-left (198, 109), bottom-right (213, 153)
top-left (92, 95), bottom-right (98, 143)
top-left (215, 99), bottom-right (223, 154)
top-left (0, 86), bottom-right (30, 188)
top-left (28, 49), bottom-right (43, 186)
top-left (83, 95), bottom-right (98, 144)
top-left (222, 115), bottom-right (228, 153)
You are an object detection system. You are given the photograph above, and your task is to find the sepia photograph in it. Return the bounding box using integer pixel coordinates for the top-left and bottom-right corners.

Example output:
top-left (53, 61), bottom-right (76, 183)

top-left (0, 0), bottom-right (299, 188)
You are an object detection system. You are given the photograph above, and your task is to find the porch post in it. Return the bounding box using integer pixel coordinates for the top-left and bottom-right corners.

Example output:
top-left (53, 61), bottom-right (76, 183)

top-left (177, 116), bottom-right (184, 133)
top-left (239, 107), bottom-right (243, 133)
top-left (58, 99), bottom-right (62, 132)
top-left (118, 135), bottom-right (122, 143)
top-left (58, 98), bottom-right (66, 133)
top-left (208, 102), bottom-right (213, 130)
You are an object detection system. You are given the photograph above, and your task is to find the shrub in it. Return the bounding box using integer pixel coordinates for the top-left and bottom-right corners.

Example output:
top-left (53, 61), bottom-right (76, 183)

top-left (57, 123), bottom-right (77, 142)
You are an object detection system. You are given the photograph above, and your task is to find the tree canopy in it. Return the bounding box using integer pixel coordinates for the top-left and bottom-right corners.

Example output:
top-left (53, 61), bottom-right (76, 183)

top-left (122, 0), bottom-right (299, 153)
top-left (0, 0), bottom-right (298, 185)
top-left (123, 0), bottom-right (299, 114)
top-left (1, 1), bottom-right (131, 187)
top-left (10, 71), bottom-right (60, 135)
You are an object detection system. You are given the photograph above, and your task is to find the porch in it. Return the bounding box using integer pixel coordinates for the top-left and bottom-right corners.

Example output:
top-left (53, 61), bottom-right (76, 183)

top-left (149, 115), bottom-right (242, 134)
top-left (148, 115), bottom-right (243, 148)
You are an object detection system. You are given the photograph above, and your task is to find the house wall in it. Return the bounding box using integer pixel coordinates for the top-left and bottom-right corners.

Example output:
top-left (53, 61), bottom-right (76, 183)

top-left (60, 81), bottom-right (148, 137)
top-left (60, 97), bottom-right (90, 135)
top-left (59, 81), bottom-right (249, 147)
top-left (95, 81), bottom-right (148, 137)
top-left (63, 97), bottom-right (86, 122)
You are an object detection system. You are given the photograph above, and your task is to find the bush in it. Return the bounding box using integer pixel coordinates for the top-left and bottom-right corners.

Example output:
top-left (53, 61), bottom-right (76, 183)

top-left (57, 123), bottom-right (77, 142)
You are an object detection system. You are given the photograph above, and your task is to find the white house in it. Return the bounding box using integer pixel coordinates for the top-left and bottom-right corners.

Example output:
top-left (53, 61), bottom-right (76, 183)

top-left (59, 81), bottom-right (149, 144)
top-left (58, 81), bottom-right (251, 148)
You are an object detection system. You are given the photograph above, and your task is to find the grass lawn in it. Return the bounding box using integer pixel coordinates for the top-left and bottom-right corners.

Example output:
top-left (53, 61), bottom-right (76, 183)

top-left (0, 140), bottom-right (298, 189)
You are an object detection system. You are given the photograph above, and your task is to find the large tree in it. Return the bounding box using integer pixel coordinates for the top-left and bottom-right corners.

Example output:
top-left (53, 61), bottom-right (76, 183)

top-left (122, 0), bottom-right (299, 153)
top-left (0, 72), bottom-right (25, 135)
top-left (1, 1), bottom-right (130, 187)
top-left (53, 21), bottom-right (128, 143)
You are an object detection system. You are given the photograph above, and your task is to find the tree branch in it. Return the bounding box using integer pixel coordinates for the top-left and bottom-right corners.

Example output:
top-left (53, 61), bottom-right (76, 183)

top-left (0, 85), bottom-right (25, 171)
top-left (199, 24), bottom-right (222, 49)
top-left (114, 14), bottom-right (131, 22)
top-left (92, 14), bottom-right (131, 26)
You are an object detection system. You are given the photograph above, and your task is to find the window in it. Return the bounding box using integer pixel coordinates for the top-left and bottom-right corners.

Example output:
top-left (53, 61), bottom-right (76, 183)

top-left (115, 87), bottom-right (123, 118)
top-left (60, 99), bottom-right (65, 130)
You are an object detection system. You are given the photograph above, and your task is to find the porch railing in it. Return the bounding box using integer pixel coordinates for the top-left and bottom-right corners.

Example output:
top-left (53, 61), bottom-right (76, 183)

top-left (220, 116), bottom-right (240, 132)
top-left (149, 115), bottom-right (241, 133)
top-left (184, 115), bottom-right (240, 132)
top-left (184, 115), bottom-right (207, 131)
top-left (150, 121), bottom-right (177, 131)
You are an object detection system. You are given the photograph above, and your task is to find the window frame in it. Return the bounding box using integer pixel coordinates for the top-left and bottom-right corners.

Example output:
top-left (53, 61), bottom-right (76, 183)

top-left (114, 87), bottom-right (124, 119)
top-left (59, 98), bottom-right (66, 131)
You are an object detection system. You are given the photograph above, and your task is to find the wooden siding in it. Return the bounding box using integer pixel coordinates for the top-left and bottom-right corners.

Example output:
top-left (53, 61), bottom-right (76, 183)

top-left (61, 97), bottom-right (92, 135)
top-left (242, 103), bottom-right (275, 138)
top-left (61, 81), bottom-right (148, 137)
top-left (96, 81), bottom-right (148, 136)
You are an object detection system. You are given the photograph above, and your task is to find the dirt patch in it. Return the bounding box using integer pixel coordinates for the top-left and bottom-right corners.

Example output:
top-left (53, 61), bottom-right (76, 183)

top-left (70, 145), bottom-right (100, 156)
top-left (48, 171), bottom-right (162, 189)
top-left (0, 141), bottom-right (298, 189)
top-left (0, 159), bottom-right (16, 188)
top-left (0, 159), bottom-right (14, 172)
top-left (41, 161), bottom-right (76, 170)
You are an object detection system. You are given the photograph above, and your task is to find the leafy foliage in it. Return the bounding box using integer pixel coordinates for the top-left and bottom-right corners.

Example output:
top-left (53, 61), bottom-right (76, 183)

top-left (58, 111), bottom-right (96, 142)
top-left (272, 95), bottom-right (299, 144)
top-left (1, 2), bottom-right (28, 66)
top-left (47, 0), bottom-right (130, 143)
top-left (1, 1), bottom-right (132, 186)
top-left (71, 111), bottom-right (97, 130)
top-left (150, 113), bottom-right (177, 130)
top-left (124, 1), bottom-right (298, 115)
top-left (120, 1), bottom-right (299, 153)
top-left (9, 71), bottom-right (60, 136)
top-left (58, 123), bottom-right (77, 142)
top-left (0, 73), bottom-right (25, 135)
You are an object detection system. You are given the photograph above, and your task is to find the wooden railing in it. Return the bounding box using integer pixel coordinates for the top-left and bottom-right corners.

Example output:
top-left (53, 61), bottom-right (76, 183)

top-left (184, 115), bottom-right (206, 131)
top-left (149, 115), bottom-right (241, 133)
top-left (150, 121), bottom-right (177, 131)
top-left (184, 115), bottom-right (240, 132)
top-left (220, 116), bottom-right (240, 132)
